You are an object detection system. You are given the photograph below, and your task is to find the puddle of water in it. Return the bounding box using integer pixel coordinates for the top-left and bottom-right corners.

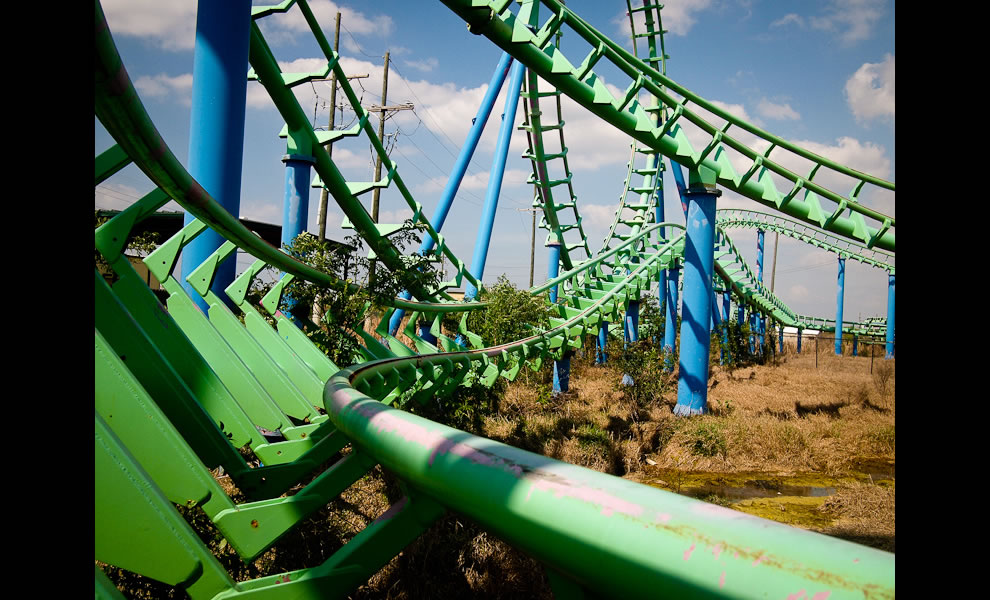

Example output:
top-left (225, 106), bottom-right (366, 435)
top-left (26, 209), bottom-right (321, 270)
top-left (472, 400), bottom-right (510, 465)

top-left (678, 482), bottom-right (837, 501)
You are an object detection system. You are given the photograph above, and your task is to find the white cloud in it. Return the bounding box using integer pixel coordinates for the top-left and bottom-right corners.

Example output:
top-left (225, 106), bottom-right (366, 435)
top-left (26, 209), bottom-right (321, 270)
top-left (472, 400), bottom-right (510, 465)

top-left (256, 0), bottom-right (393, 45)
top-left (844, 54), bottom-right (895, 124)
top-left (756, 98), bottom-right (800, 121)
top-left (579, 203), bottom-right (620, 228)
top-left (770, 13), bottom-right (804, 28)
top-left (403, 57), bottom-right (439, 73)
top-left (101, 0), bottom-right (197, 51)
top-left (809, 0), bottom-right (885, 45)
top-left (616, 0), bottom-right (716, 39)
top-left (134, 73), bottom-right (194, 105)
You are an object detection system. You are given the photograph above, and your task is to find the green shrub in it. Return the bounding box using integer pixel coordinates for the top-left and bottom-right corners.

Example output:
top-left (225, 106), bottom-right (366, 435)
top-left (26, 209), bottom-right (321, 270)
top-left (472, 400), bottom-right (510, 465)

top-left (688, 421), bottom-right (728, 459)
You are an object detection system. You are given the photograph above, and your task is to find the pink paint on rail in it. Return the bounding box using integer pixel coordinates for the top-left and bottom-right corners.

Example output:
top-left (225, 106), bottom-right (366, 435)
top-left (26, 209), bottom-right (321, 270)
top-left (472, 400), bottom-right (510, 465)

top-left (719, 571), bottom-right (725, 589)
top-left (683, 543), bottom-right (696, 561)
top-left (811, 592), bottom-right (831, 600)
top-left (785, 590), bottom-right (806, 600)
top-left (526, 479), bottom-right (645, 518)
top-left (712, 543), bottom-right (723, 559)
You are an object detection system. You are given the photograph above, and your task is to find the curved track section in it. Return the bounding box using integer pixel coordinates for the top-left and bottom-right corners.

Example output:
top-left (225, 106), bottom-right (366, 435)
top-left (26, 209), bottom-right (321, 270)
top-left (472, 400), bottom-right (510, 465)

top-left (440, 0), bottom-right (895, 251)
top-left (95, 1), bottom-right (894, 597)
top-left (717, 209), bottom-right (895, 273)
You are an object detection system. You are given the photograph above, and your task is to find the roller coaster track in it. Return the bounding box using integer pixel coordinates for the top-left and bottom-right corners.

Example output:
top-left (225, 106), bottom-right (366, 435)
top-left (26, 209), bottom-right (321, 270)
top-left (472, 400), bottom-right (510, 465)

top-left (95, 0), bottom-right (894, 597)
top-left (441, 0), bottom-right (895, 253)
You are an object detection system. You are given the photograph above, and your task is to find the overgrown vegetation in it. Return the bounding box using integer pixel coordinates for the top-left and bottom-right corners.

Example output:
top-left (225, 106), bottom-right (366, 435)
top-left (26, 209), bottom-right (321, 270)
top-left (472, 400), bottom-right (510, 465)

top-left (277, 222), bottom-right (441, 366)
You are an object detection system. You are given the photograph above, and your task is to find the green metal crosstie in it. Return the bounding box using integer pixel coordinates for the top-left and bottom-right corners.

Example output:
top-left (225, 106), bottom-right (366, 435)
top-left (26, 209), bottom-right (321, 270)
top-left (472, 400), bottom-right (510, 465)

top-left (96, 0), bottom-right (894, 597)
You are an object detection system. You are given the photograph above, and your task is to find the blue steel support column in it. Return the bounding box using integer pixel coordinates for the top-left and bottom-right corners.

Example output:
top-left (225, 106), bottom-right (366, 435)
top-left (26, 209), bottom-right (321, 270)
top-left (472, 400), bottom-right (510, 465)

top-left (389, 52), bottom-right (514, 335)
top-left (181, 0), bottom-right (252, 313)
top-left (674, 169), bottom-right (720, 416)
top-left (852, 334), bottom-right (858, 356)
top-left (596, 321), bottom-right (608, 364)
top-left (885, 274), bottom-right (895, 359)
top-left (835, 256), bottom-right (846, 355)
top-left (663, 261), bottom-right (680, 372)
top-left (464, 60), bottom-right (525, 302)
top-left (779, 323), bottom-right (784, 354)
top-left (280, 154), bottom-right (314, 324)
top-left (548, 240), bottom-right (570, 394)
top-left (711, 289), bottom-right (723, 365)
top-left (281, 155), bottom-right (314, 248)
top-left (624, 300), bottom-right (640, 345)
top-left (797, 328), bottom-right (803, 353)
top-left (749, 308), bottom-right (756, 355)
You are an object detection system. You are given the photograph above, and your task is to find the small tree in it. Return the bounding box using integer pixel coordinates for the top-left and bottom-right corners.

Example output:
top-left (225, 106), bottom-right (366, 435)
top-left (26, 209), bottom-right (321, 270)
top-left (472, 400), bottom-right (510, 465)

top-left (280, 221), bottom-right (442, 366)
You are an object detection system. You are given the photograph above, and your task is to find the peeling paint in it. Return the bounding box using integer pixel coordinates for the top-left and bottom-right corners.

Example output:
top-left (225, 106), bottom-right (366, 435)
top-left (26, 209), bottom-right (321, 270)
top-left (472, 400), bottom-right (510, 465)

top-left (528, 479), bottom-right (645, 518)
top-left (785, 590), bottom-right (806, 600)
top-left (712, 543), bottom-right (723, 560)
top-left (683, 543), bottom-right (696, 561)
top-left (655, 513), bottom-right (672, 524)
top-left (753, 553), bottom-right (766, 566)
top-left (719, 571), bottom-right (726, 589)
top-left (811, 592), bottom-right (831, 600)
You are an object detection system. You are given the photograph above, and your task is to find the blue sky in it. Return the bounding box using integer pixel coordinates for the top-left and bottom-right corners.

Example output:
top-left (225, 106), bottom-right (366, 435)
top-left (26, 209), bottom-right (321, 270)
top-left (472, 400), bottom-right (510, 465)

top-left (95, 0), bottom-right (895, 324)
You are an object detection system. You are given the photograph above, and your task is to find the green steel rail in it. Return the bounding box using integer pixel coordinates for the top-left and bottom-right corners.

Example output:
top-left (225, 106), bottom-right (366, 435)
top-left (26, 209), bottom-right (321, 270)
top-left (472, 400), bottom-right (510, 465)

top-left (439, 0), bottom-right (895, 252)
top-left (793, 315), bottom-right (889, 337)
top-left (96, 1), bottom-right (894, 597)
top-left (717, 209), bottom-right (895, 274)
top-left (595, 0), bottom-right (668, 257)
top-left (519, 14), bottom-right (593, 270)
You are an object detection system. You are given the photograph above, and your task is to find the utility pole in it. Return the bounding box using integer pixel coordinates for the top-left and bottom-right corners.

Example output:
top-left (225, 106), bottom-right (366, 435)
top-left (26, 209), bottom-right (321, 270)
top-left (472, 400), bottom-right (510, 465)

top-left (317, 12), bottom-right (341, 242)
top-left (518, 205), bottom-right (540, 288)
top-left (371, 51), bottom-right (390, 223)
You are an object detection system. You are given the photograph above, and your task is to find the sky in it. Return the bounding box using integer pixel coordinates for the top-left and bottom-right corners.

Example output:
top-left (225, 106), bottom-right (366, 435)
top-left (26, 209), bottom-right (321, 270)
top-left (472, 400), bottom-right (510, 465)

top-left (95, 0), bottom-right (895, 324)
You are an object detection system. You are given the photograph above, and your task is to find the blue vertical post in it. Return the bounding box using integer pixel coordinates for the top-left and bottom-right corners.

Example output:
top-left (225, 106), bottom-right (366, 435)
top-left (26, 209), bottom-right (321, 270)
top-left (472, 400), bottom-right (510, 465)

top-left (674, 169), bottom-right (719, 416)
top-left (464, 60), bottom-right (525, 302)
top-left (624, 300), bottom-right (640, 345)
top-left (885, 274), bottom-right (895, 359)
top-left (548, 240), bottom-right (570, 394)
top-left (547, 240), bottom-right (561, 304)
top-left (852, 334), bottom-right (858, 356)
top-left (280, 154), bottom-right (314, 323)
top-left (748, 309), bottom-right (756, 355)
top-left (389, 52), bottom-right (515, 334)
top-left (663, 261), bottom-right (680, 372)
top-left (779, 323), bottom-right (784, 354)
top-left (181, 0), bottom-right (252, 313)
top-left (281, 156), bottom-right (313, 248)
top-left (835, 256), bottom-right (846, 355)
top-left (797, 328), bottom-right (803, 353)
top-left (596, 321), bottom-right (608, 364)
top-left (711, 289), bottom-right (723, 365)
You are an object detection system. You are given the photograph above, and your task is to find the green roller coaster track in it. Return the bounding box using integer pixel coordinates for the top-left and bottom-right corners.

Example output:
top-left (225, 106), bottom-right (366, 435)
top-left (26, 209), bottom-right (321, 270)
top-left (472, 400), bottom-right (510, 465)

top-left (95, 0), bottom-right (895, 598)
